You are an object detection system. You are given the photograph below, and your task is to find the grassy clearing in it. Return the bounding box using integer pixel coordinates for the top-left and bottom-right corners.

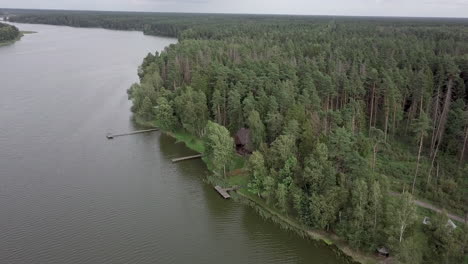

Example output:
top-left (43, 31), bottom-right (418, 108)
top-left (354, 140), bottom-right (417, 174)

top-left (167, 129), bottom-right (205, 153)
top-left (133, 116), bottom-right (205, 154)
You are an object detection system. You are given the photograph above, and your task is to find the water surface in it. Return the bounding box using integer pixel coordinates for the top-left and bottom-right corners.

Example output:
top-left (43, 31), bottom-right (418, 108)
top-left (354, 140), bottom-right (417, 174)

top-left (0, 23), bottom-right (346, 264)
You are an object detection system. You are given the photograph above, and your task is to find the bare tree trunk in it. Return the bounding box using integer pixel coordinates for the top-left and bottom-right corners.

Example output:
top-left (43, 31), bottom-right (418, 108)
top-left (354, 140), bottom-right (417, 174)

top-left (369, 84), bottom-right (375, 132)
top-left (324, 96), bottom-right (329, 135)
top-left (399, 224), bottom-right (406, 243)
top-left (373, 93), bottom-right (378, 128)
top-left (430, 86), bottom-right (441, 156)
top-left (412, 132), bottom-right (424, 194)
top-left (412, 100), bottom-right (425, 194)
top-left (405, 103), bottom-right (416, 136)
top-left (460, 126), bottom-right (468, 168)
top-left (373, 143), bottom-right (378, 171)
top-left (223, 88), bottom-right (227, 126)
top-left (384, 106), bottom-right (389, 142)
top-left (393, 104), bottom-right (397, 136)
top-left (427, 147), bottom-right (439, 186)
top-left (427, 79), bottom-right (453, 181)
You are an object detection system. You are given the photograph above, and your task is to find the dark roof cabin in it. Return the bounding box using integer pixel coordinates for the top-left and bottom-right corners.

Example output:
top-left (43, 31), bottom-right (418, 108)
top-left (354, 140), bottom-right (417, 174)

top-left (235, 128), bottom-right (252, 155)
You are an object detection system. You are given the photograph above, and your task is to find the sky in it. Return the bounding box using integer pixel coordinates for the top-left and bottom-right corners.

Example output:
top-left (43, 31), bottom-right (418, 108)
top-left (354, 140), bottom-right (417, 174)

top-left (1, 0), bottom-right (468, 18)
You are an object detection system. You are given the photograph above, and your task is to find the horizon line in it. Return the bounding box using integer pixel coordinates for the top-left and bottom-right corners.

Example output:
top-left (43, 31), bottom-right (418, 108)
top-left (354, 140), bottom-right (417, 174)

top-left (1, 7), bottom-right (468, 20)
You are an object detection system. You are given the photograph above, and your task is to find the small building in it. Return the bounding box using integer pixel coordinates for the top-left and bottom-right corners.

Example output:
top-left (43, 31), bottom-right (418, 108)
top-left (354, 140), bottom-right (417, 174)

top-left (377, 247), bottom-right (390, 257)
top-left (422, 216), bottom-right (457, 230)
top-left (422, 216), bottom-right (430, 225)
top-left (234, 128), bottom-right (252, 155)
top-left (446, 219), bottom-right (457, 230)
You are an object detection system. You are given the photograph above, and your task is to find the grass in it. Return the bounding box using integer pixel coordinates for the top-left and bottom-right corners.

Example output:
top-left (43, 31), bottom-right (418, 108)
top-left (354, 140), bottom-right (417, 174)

top-left (376, 136), bottom-right (466, 216)
top-left (167, 129), bottom-right (205, 153)
top-left (133, 116), bottom-right (205, 154)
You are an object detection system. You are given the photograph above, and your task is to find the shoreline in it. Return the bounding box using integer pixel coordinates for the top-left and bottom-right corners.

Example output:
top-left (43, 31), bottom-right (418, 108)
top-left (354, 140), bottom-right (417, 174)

top-left (0, 31), bottom-right (36, 47)
top-left (0, 33), bottom-right (22, 46)
top-left (133, 116), bottom-right (383, 264)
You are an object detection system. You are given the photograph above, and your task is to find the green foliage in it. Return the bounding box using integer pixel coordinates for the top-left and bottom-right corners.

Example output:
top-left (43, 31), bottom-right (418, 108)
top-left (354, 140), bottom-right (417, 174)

top-left (0, 22), bottom-right (20, 43)
top-left (246, 110), bottom-right (265, 149)
top-left (203, 121), bottom-right (234, 177)
top-left (20, 10), bottom-right (468, 263)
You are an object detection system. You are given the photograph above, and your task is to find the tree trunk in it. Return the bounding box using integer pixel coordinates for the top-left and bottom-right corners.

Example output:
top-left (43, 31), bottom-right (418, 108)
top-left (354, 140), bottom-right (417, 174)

top-left (427, 79), bottom-right (453, 180)
top-left (393, 104), bottom-right (397, 136)
top-left (399, 223), bottom-right (406, 243)
top-left (427, 147), bottom-right (439, 186)
top-left (412, 132), bottom-right (424, 194)
top-left (384, 106), bottom-right (389, 142)
top-left (460, 126), bottom-right (468, 167)
top-left (373, 143), bottom-right (378, 171)
top-left (324, 96), bottom-right (329, 135)
top-left (430, 86), bottom-right (441, 156)
top-left (369, 84), bottom-right (375, 132)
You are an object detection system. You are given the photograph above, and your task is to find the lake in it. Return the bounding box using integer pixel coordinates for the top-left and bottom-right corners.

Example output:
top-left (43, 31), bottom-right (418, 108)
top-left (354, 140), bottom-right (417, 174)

top-left (0, 23), bottom-right (348, 264)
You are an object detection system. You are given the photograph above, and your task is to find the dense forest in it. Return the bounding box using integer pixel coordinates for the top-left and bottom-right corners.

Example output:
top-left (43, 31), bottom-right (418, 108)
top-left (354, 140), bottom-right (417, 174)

top-left (0, 21), bottom-right (20, 43)
top-left (5, 10), bottom-right (468, 263)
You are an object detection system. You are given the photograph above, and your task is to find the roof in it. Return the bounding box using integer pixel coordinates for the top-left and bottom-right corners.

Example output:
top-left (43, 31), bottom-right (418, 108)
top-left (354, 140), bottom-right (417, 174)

top-left (446, 219), bottom-right (457, 229)
top-left (423, 216), bottom-right (430, 225)
top-left (377, 247), bottom-right (389, 254)
top-left (235, 128), bottom-right (250, 146)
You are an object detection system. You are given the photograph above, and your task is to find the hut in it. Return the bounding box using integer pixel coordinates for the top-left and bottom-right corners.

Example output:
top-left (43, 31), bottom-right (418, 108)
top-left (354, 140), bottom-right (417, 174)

top-left (234, 128), bottom-right (252, 155)
top-left (446, 219), bottom-right (457, 230)
top-left (377, 247), bottom-right (390, 257)
top-left (422, 216), bottom-right (430, 225)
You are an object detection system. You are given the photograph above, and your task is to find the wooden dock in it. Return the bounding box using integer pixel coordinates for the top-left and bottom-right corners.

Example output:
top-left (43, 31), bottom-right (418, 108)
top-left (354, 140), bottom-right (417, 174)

top-left (214, 186), bottom-right (231, 199)
top-left (214, 186), bottom-right (240, 199)
top-left (106, 128), bottom-right (159, 139)
top-left (171, 154), bottom-right (202, 163)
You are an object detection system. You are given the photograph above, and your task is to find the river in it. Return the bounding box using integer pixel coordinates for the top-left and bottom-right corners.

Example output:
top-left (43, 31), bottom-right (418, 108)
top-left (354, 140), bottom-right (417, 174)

top-left (0, 23), bottom-right (348, 264)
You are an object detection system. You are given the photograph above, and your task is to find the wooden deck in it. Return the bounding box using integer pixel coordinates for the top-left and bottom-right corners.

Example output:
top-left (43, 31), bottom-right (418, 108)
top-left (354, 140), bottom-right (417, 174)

top-left (214, 186), bottom-right (231, 199)
top-left (214, 186), bottom-right (240, 199)
top-left (106, 128), bottom-right (159, 139)
top-left (171, 154), bottom-right (202, 163)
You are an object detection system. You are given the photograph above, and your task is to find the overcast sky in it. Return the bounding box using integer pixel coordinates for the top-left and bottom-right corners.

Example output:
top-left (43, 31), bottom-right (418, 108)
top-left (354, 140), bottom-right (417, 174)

top-left (1, 0), bottom-right (468, 18)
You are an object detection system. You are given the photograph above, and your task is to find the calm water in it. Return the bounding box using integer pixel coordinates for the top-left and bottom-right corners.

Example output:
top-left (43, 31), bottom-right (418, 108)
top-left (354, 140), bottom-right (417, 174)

top-left (0, 23), bottom-right (348, 264)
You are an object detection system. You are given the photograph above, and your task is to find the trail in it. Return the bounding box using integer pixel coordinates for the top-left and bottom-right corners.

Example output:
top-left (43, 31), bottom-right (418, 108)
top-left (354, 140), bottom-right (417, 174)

top-left (390, 192), bottom-right (465, 223)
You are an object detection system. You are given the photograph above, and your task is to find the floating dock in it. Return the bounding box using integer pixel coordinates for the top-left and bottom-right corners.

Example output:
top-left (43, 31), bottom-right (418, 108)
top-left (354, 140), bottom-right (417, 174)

top-left (106, 128), bottom-right (159, 139)
top-left (171, 154), bottom-right (202, 163)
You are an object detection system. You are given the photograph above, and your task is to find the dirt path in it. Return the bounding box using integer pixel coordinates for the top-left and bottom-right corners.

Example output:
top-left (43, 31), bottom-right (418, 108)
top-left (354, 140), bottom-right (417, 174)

top-left (390, 192), bottom-right (466, 223)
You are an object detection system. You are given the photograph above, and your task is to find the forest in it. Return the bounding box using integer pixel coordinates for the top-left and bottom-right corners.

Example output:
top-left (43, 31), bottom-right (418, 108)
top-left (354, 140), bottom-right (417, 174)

top-left (0, 21), bottom-right (20, 44)
top-left (5, 9), bottom-right (468, 263)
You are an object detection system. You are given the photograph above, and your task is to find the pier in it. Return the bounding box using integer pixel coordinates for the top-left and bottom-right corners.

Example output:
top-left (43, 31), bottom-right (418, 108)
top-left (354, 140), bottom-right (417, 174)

top-left (214, 186), bottom-right (240, 199)
top-left (171, 154), bottom-right (202, 163)
top-left (106, 128), bottom-right (159, 139)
